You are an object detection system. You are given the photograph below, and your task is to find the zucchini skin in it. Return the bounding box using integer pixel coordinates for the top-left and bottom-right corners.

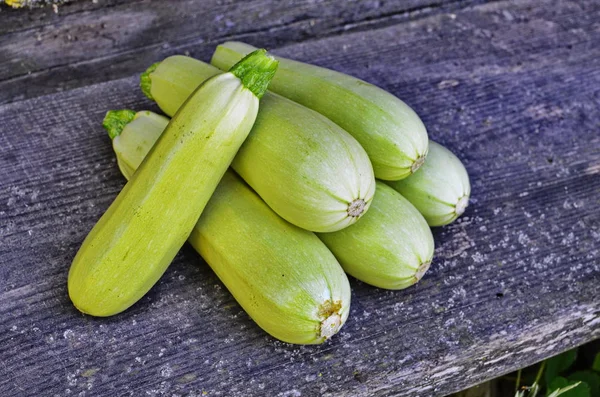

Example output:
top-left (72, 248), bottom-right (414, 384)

top-left (386, 140), bottom-right (471, 226)
top-left (144, 56), bottom-right (375, 232)
top-left (193, 172), bottom-right (350, 344)
top-left (211, 41), bottom-right (429, 181)
top-left (68, 51), bottom-right (277, 316)
top-left (110, 111), bottom-right (351, 344)
top-left (110, 110), bottom-right (165, 179)
top-left (318, 182), bottom-right (434, 290)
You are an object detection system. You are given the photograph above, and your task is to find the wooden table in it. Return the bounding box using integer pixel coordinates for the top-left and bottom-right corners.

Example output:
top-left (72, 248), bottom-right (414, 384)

top-left (1, 1), bottom-right (599, 396)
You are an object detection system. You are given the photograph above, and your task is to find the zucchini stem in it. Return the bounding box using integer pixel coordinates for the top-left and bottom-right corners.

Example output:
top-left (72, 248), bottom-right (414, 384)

top-left (140, 62), bottom-right (160, 100)
top-left (228, 49), bottom-right (278, 99)
top-left (103, 109), bottom-right (136, 139)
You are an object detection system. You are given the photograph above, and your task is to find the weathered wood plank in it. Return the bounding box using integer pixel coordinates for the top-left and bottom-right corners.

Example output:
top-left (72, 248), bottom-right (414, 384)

top-left (1, 0), bottom-right (74, 10)
top-left (1, 0), bottom-right (599, 396)
top-left (0, 0), bottom-right (487, 105)
top-left (0, 1), bottom-right (134, 35)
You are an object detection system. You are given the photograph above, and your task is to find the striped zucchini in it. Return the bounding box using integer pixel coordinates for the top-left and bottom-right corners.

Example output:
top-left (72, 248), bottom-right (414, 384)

top-left (68, 50), bottom-right (278, 317)
top-left (141, 55), bottom-right (375, 232)
top-left (387, 140), bottom-right (471, 226)
top-left (211, 41), bottom-right (429, 181)
top-left (318, 182), bottom-right (435, 290)
top-left (107, 110), bottom-right (351, 344)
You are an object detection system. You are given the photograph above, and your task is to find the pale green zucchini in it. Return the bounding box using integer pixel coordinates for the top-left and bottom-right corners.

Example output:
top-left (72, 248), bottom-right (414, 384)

top-left (68, 50), bottom-right (278, 317)
top-left (318, 182), bottom-right (434, 290)
top-left (211, 41), bottom-right (429, 181)
top-left (107, 110), bottom-right (351, 344)
top-left (114, 111), bottom-right (433, 291)
top-left (141, 55), bottom-right (375, 232)
top-left (386, 140), bottom-right (471, 226)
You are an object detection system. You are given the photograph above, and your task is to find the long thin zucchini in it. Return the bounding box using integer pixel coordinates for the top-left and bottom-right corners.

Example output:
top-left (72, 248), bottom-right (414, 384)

top-left (68, 50), bottom-right (278, 317)
top-left (318, 182), bottom-right (435, 290)
top-left (141, 55), bottom-right (375, 232)
top-left (211, 41), bottom-right (429, 181)
top-left (386, 140), bottom-right (471, 226)
top-left (107, 110), bottom-right (351, 344)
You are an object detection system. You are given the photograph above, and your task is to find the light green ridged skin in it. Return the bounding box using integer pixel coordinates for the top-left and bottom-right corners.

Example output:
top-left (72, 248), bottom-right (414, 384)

top-left (318, 182), bottom-right (434, 290)
top-left (110, 111), bottom-right (351, 344)
top-left (387, 140), bottom-right (471, 227)
top-left (68, 50), bottom-right (277, 317)
top-left (211, 41), bottom-right (429, 181)
top-left (143, 55), bottom-right (375, 232)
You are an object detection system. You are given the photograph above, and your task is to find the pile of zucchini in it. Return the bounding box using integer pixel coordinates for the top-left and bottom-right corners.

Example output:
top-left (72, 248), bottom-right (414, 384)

top-left (68, 42), bottom-right (471, 345)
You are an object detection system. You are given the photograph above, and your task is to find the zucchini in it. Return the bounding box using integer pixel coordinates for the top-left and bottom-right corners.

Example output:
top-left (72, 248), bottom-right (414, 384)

top-left (112, 110), bottom-right (433, 291)
top-left (318, 182), bottom-right (434, 290)
top-left (141, 55), bottom-right (375, 232)
top-left (386, 140), bottom-right (470, 226)
top-left (107, 110), bottom-right (351, 344)
top-left (211, 41), bottom-right (429, 181)
top-left (68, 50), bottom-right (278, 317)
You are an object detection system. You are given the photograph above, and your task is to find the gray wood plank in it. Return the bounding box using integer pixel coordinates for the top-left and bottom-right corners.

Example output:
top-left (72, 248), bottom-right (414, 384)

top-left (1, 0), bottom-right (599, 396)
top-left (0, 0), bottom-right (486, 105)
top-left (1, 0), bottom-right (73, 10)
top-left (0, 0), bottom-right (133, 35)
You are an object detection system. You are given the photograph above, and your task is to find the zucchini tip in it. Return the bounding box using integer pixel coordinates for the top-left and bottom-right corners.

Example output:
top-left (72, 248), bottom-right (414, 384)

top-left (415, 260), bottom-right (431, 282)
top-left (320, 313), bottom-right (342, 339)
top-left (410, 153), bottom-right (427, 174)
top-left (347, 198), bottom-right (366, 218)
top-left (318, 299), bottom-right (344, 340)
top-left (455, 195), bottom-right (469, 216)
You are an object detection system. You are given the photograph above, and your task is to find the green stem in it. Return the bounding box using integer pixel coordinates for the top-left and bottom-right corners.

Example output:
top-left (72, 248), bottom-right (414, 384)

top-left (103, 109), bottom-right (136, 139)
top-left (228, 49), bottom-right (278, 99)
top-left (528, 361), bottom-right (546, 397)
top-left (535, 361), bottom-right (546, 385)
top-left (140, 62), bottom-right (160, 100)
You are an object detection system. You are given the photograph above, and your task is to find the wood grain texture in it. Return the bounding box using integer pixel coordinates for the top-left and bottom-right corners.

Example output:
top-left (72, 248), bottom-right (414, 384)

top-left (0, 0), bottom-right (487, 105)
top-left (0, 0), bottom-right (74, 10)
top-left (0, 0), bottom-right (129, 35)
top-left (1, 0), bottom-right (599, 396)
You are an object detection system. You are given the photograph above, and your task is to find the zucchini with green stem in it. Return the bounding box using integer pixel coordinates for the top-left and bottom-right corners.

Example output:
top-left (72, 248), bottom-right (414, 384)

top-left (141, 55), bottom-right (375, 232)
top-left (386, 140), bottom-right (471, 227)
top-left (106, 110), bottom-right (351, 344)
top-left (68, 50), bottom-right (278, 317)
top-left (211, 41), bottom-right (429, 181)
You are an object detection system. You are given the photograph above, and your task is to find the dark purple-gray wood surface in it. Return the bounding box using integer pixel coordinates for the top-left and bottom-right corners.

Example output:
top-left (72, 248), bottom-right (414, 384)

top-left (1, 0), bottom-right (599, 396)
top-left (0, 0), bottom-right (490, 105)
top-left (0, 0), bottom-right (73, 9)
